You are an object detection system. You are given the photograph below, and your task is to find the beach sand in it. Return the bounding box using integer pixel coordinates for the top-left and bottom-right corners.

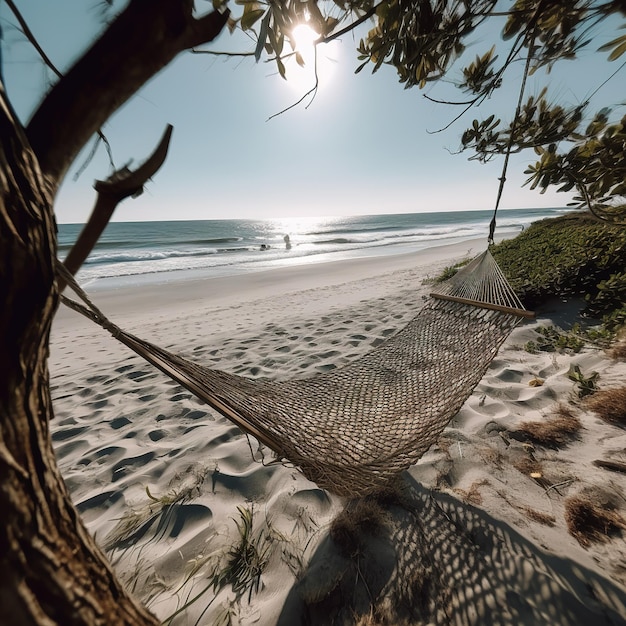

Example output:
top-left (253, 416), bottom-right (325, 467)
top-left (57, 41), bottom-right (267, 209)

top-left (49, 238), bottom-right (626, 625)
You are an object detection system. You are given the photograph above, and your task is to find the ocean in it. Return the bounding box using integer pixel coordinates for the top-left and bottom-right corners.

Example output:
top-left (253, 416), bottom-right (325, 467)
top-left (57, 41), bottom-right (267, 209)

top-left (58, 208), bottom-right (569, 288)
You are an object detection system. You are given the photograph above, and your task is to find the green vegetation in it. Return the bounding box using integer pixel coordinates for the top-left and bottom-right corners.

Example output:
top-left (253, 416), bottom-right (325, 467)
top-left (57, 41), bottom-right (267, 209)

top-left (568, 364), bottom-right (600, 399)
top-left (433, 258), bottom-right (471, 283)
top-left (524, 326), bottom-right (585, 354)
top-left (162, 505), bottom-right (273, 626)
top-left (491, 212), bottom-right (626, 334)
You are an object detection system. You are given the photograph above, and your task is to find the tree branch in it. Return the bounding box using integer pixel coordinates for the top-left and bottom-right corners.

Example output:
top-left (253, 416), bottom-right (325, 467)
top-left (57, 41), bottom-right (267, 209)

top-left (26, 0), bottom-right (228, 189)
top-left (4, 0), bottom-right (62, 78)
top-left (59, 124), bottom-right (173, 290)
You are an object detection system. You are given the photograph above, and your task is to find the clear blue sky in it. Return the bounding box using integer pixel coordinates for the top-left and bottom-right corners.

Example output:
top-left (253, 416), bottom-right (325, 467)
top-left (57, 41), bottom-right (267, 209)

top-left (1, 1), bottom-right (624, 223)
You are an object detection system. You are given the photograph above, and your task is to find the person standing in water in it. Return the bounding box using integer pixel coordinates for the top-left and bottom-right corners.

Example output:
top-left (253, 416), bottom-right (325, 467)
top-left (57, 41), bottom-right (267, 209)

top-left (284, 234), bottom-right (292, 250)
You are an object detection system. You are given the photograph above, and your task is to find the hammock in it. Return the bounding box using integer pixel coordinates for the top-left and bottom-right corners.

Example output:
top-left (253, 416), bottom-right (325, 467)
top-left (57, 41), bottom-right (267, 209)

top-left (59, 250), bottom-right (533, 497)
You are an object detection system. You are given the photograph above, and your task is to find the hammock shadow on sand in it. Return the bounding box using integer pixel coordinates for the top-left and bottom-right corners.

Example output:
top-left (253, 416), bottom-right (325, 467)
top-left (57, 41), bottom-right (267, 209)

top-left (277, 474), bottom-right (626, 626)
top-left (60, 250), bottom-right (533, 497)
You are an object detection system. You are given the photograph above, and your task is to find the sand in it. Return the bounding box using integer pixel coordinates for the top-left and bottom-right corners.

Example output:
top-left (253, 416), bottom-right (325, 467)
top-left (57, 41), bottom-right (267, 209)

top-left (49, 238), bottom-right (626, 625)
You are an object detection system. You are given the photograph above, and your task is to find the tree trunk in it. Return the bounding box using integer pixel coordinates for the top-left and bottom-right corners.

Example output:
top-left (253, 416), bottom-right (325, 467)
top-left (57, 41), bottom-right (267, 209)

top-left (0, 2), bottom-right (230, 621)
top-left (0, 86), bottom-right (158, 624)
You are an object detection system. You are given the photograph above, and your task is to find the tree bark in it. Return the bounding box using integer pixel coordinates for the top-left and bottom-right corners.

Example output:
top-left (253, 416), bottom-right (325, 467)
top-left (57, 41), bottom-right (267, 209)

top-left (0, 2), bottom-right (232, 622)
top-left (0, 84), bottom-right (159, 625)
top-left (27, 0), bottom-right (229, 186)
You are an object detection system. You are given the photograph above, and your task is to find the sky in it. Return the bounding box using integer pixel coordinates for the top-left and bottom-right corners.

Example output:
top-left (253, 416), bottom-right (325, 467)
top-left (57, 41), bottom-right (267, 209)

top-left (1, 1), bottom-right (624, 223)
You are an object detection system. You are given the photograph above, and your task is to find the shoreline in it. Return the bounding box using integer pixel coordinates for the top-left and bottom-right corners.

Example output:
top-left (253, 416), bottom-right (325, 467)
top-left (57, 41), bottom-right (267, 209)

top-left (54, 236), bottom-right (488, 331)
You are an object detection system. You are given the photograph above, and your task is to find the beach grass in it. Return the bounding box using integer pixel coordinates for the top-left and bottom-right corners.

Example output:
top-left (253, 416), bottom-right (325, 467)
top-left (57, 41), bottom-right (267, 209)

top-left (515, 403), bottom-right (582, 448)
top-left (565, 495), bottom-right (626, 547)
top-left (584, 385), bottom-right (626, 426)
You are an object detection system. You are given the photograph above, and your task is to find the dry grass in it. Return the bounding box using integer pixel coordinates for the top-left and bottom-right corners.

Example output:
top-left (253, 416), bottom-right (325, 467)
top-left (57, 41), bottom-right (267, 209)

top-left (478, 445), bottom-right (504, 469)
top-left (608, 338), bottom-right (626, 360)
top-left (512, 456), bottom-right (544, 477)
top-left (521, 506), bottom-right (556, 527)
top-left (515, 404), bottom-right (582, 447)
top-left (584, 385), bottom-right (626, 426)
top-left (330, 498), bottom-right (390, 557)
top-left (565, 495), bottom-right (626, 547)
top-left (454, 479), bottom-right (490, 506)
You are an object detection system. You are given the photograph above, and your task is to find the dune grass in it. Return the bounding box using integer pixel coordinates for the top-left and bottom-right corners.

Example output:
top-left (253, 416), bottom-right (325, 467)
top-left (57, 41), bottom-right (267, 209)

top-left (565, 495), bottom-right (626, 547)
top-left (515, 404), bottom-right (582, 447)
top-left (584, 386), bottom-right (626, 426)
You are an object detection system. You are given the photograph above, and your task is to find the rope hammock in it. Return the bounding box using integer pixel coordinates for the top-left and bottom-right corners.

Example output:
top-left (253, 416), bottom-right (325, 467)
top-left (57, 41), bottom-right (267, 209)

top-left (54, 14), bottom-right (542, 498)
top-left (58, 250), bottom-right (533, 497)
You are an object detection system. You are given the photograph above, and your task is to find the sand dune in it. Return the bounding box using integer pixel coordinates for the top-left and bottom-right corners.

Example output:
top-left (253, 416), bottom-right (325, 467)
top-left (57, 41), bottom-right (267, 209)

top-left (50, 240), bottom-right (626, 625)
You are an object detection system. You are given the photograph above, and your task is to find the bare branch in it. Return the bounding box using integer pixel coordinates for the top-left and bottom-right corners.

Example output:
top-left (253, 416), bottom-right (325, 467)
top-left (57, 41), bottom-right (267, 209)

top-left (27, 1), bottom-right (228, 188)
top-left (59, 125), bottom-right (173, 290)
top-left (4, 0), bottom-right (62, 78)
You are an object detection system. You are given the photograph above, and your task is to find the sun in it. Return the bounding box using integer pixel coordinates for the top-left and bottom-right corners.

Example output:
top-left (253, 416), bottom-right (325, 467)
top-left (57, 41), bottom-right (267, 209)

top-left (281, 23), bottom-right (338, 94)
top-left (292, 23), bottom-right (320, 50)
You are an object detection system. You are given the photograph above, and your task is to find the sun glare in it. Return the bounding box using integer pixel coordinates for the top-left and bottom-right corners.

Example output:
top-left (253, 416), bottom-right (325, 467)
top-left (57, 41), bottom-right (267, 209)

top-left (282, 22), bottom-right (338, 94)
top-left (292, 23), bottom-right (319, 50)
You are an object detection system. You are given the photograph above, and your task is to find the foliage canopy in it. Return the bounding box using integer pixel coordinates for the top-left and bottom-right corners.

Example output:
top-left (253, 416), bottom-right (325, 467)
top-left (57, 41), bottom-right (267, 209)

top-left (230, 0), bottom-right (626, 222)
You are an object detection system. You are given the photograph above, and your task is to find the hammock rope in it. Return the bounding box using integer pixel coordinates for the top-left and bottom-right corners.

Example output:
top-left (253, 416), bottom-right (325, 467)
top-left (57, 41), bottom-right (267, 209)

top-left (57, 250), bottom-right (532, 497)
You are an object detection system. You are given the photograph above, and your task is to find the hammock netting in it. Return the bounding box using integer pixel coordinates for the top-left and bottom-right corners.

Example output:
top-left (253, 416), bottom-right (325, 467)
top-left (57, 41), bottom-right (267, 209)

top-left (60, 250), bottom-right (530, 497)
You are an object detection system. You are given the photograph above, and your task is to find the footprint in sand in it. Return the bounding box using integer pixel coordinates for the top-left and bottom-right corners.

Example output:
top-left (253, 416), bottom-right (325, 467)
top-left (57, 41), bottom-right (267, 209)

top-left (170, 393), bottom-right (191, 402)
top-left (111, 452), bottom-right (156, 482)
top-left (51, 425), bottom-right (88, 442)
top-left (110, 416), bottom-right (132, 430)
top-left (127, 369), bottom-right (153, 381)
top-left (76, 490), bottom-right (123, 514)
top-left (316, 363), bottom-right (337, 373)
top-left (186, 410), bottom-right (209, 420)
top-left (88, 398), bottom-right (109, 409)
top-left (85, 374), bottom-right (109, 384)
top-left (148, 429), bottom-right (167, 441)
top-left (77, 445), bottom-right (125, 467)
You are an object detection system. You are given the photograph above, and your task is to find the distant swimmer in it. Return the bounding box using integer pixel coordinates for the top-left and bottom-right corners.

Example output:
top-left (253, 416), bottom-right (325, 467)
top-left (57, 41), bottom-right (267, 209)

top-left (260, 243), bottom-right (271, 251)
top-left (284, 234), bottom-right (292, 250)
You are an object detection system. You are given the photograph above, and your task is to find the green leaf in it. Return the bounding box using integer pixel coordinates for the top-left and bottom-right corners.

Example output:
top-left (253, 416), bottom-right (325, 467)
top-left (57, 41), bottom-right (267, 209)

top-left (276, 55), bottom-right (286, 79)
top-left (598, 30), bottom-right (626, 60)
top-left (608, 38), bottom-right (626, 61)
top-left (255, 11), bottom-right (271, 62)
top-left (241, 6), bottom-right (264, 31)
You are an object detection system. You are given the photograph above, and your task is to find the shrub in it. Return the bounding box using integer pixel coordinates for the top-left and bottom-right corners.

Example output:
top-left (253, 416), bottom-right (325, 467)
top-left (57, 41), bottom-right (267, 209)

top-left (524, 325), bottom-right (585, 354)
top-left (567, 364), bottom-right (599, 398)
top-left (491, 212), bottom-right (626, 317)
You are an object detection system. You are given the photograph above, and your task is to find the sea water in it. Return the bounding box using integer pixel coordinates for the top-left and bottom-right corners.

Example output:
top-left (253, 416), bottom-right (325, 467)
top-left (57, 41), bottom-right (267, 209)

top-left (58, 208), bottom-right (569, 288)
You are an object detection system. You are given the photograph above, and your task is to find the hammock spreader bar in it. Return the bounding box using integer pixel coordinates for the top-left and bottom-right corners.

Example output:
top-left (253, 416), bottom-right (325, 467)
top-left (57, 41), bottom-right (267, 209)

top-left (430, 293), bottom-right (535, 319)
